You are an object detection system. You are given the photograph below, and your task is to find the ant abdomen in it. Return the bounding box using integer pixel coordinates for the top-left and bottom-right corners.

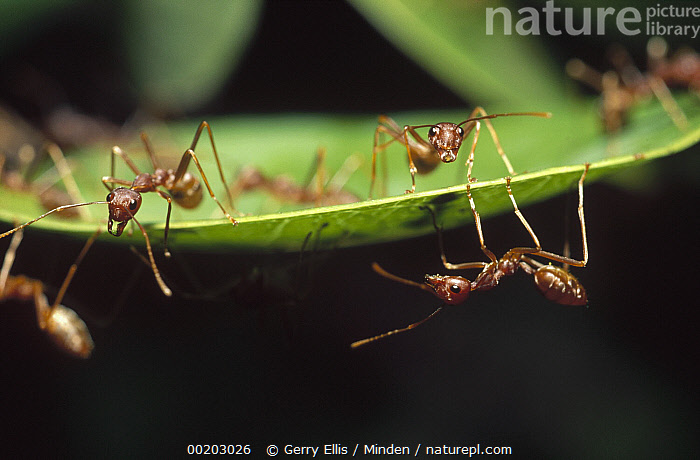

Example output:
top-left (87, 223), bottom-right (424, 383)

top-left (167, 171), bottom-right (202, 209)
top-left (42, 305), bottom-right (95, 359)
top-left (533, 265), bottom-right (587, 306)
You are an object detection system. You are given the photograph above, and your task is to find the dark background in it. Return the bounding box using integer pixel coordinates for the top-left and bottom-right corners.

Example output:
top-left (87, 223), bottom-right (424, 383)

top-left (1, 1), bottom-right (698, 458)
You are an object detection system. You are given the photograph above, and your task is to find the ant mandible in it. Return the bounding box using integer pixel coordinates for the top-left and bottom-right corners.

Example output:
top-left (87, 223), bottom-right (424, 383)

top-left (0, 228), bottom-right (98, 358)
top-left (352, 163), bottom-right (590, 348)
top-left (369, 107), bottom-right (551, 198)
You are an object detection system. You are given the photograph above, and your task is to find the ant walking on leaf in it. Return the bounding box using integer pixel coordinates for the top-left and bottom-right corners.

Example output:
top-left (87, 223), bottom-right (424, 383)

top-left (0, 228), bottom-right (98, 358)
top-left (230, 146), bottom-right (361, 209)
top-left (0, 121), bottom-right (238, 297)
top-left (369, 107), bottom-right (551, 198)
top-left (102, 120), bottom-right (238, 253)
top-left (566, 38), bottom-right (691, 133)
top-left (645, 37), bottom-right (699, 95)
top-left (352, 163), bottom-right (590, 348)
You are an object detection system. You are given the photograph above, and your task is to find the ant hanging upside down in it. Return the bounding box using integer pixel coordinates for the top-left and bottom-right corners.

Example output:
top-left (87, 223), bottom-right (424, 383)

top-left (352, 163), bottom-right (590, 348)
top-left (1, 228), bottom-right (98, 358)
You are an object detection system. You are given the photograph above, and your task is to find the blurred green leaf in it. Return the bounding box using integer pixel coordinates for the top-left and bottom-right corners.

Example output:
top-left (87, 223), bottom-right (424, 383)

top-left (1, 95), bottom-right (698, 252)
top-left (123, 0), bottom-right (264, 112)
top-left (349, 0), bottom-right (571, 109)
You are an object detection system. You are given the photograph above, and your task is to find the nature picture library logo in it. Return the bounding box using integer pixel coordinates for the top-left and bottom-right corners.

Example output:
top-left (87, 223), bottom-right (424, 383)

top-left (485, 1), bottom-right (700, 39)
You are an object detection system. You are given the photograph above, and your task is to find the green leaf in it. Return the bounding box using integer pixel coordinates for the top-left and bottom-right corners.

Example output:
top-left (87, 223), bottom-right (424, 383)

top-left (123, 0), bottom-right (264, 112)
top-left (348, 0), bottom-right (571, 109)
top-left (1, 96), bottom-right (698, 253)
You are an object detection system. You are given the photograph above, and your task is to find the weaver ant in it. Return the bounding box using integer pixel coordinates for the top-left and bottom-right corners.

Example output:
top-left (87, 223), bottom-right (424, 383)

top-left (102, 120), bottom-right (238, 253)
top-left (646, 37), bottom-right (699, 94)
top-left (351, 163), bottom-right (590, 348)
top-left (566, 39), bottom-right (690, 133)
top-left (1, 142), bottom-right (88, 218)
top-left (230, 147), bottom-right (361, 208)
top-left (369, 107), bottom-right (551, 198)
top-left (0, 227), bottom-right (98, 358)
top-left (0, 121), bottom-right (239, 297)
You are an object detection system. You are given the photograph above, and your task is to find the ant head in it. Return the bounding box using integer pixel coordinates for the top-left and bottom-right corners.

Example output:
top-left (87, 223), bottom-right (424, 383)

top-left (424, 274), bottom-right (471, 305)
top-left (427, 123), bottom-right (465, 163)
top-left (106, 187), bottom-right (142, 236)
top-left (169, 171), bottom-right (203, 209)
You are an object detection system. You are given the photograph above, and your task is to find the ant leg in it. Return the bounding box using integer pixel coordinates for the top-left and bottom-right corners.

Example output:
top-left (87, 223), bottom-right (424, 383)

top-left (470, 106), bottom-right (516, 177)
top-left (327, 153), bottom-right (363, 197)
top-left (505, 176), bottom-right (541, 249)
top-left (461, 119), bottom-right (482, 184)
top-left (566, 59), bottom-right (605, 92)
top-left (153, 189), bottom-right (173, 257)
top-left (313, 147), bottom-right (326, 207)
top-left (299, 147), bottom-right (327, 207)
top-left (467, 183), bottom-right (498, 263)
top-left (44, 143), bottom-right (89, 218)
top-left (175, 121), bottom-right (237, 215)
top-left (177, 148), bottom-right (238, 226)
top-left (646, 75), bottom-right (688, 130)
top-left (459, 108), bottom-right (549, 183)
top-left (522, 164), bottom-right (590, 267)
top-left (140, 132), bottom-right (161, 171)
top-left (370, 120), bottom-right (404, 199)
top-left (421, 206), bottom-right (489, 271)
top-left (129, 214), bottom-right (172, 296)
top-left (51, 228), bottom-right (101, 308)
top-left (0, 227), bottom-right (24, 293)
top-left (370, 115), bottom-right (436, 197)
top-left (101, 176), bottom-right (132, 191)
top-left (102, 146), bottom-right (142, 192)
top-left (110, 146), bottom-right (143, 184)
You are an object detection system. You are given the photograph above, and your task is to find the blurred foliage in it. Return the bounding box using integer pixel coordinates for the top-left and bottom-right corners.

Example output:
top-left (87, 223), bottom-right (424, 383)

top-left (0, 0), bottom-right (263, 113)
top-left (122, 0), bottom-right (264, 113)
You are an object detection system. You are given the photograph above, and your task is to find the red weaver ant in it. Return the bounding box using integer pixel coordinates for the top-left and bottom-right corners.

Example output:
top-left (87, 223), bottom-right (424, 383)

top-left (566, 39), bottom-right (691, 133)
top-left (0, 228), bottom-right (98, 358)
top-left (351, 163), bottom-right (590, 348)
top-left (369, 107), bottom-right (551, 198)
top-left (102, 120), bottom-right (238, 254)
top-left (230, 147), bottom-right (361, 209)
top-left (0, 121), bottom-right (239, 297)
top-left (1, 142), bottom-right (88, 219)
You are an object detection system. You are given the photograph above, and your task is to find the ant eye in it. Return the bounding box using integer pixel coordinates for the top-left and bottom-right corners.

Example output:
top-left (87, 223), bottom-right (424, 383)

top-left (106, 192), bottom-right (113, 201)
top-left (428, 127), bottom-right (438, 137)
top-left (456, 127), bottom-right (464, 137)
top-left (129, 199), bottom-right (138, 210)
top-left (450, 284), bottom-right (461, 293)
